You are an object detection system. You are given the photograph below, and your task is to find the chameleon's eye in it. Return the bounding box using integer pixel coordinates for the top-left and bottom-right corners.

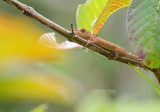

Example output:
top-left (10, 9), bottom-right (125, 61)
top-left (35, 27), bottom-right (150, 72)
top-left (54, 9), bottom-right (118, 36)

top-left (80, 28), bottom-right (86, 33)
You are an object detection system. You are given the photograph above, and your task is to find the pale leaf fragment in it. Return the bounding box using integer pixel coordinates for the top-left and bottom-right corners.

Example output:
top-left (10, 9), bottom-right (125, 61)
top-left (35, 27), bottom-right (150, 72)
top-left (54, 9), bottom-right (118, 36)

top-left (39, 33), bottom-right (82, 50)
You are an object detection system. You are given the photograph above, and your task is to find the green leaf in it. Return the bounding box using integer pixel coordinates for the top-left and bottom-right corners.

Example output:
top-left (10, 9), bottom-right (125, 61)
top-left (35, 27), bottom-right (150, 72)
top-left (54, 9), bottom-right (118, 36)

top-left (92, 0), bottom-right (132, 35)
top-left (76, 0), bottom-right (132, 35)
top-left (127, 0), bottom-right (160, 69)
top-left (129, 63), bottom-right (160, 95)
top-left (76, 0), bottom-right (108, 32)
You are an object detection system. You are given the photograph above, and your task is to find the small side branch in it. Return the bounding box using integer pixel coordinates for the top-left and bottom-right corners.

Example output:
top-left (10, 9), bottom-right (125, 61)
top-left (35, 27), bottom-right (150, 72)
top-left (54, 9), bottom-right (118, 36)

top-left (3, 0), bottom-right (153, 72)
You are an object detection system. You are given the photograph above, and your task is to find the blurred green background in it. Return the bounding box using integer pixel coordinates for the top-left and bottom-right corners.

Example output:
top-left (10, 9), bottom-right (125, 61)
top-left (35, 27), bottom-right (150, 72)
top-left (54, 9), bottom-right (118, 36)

top-left (0, 0), bottom-right (160, 112)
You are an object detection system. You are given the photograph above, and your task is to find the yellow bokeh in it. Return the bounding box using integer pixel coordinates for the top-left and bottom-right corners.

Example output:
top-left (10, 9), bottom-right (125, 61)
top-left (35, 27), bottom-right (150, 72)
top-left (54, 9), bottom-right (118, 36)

top-left (0, 13), bottom-right (81, 104)
top-left (0, 13), bottom-right (62, 63)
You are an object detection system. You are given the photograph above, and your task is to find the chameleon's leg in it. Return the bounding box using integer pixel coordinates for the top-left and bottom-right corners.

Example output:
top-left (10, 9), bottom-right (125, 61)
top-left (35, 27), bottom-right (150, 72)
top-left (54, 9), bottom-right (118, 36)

top-left (113, 48), bottom-right (120, 60)
top-left (86, 35), bottom-right (98, 47)
top-left (86, 40), bottom-right (95, 47)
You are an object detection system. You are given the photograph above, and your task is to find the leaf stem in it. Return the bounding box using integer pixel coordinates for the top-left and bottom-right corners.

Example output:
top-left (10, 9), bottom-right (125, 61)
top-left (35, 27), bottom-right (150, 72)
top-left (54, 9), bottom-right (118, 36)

top-left (129, 63), bottom-right (160, 95)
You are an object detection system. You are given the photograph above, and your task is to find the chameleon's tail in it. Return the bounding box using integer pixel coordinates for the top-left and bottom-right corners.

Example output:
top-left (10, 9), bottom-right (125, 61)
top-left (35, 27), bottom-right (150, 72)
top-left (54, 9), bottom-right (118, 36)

top-left (127, 53), bottom-right (139, 60)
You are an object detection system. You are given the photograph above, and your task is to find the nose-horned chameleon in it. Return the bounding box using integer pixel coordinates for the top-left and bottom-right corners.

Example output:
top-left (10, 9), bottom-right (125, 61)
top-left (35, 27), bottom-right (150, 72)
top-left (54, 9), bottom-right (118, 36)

top-left (73, 28), bottom-right (139, 60)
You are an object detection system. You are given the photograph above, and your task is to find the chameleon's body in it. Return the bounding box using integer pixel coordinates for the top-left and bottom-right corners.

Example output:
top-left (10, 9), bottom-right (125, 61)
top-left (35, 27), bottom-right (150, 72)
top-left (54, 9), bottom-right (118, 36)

top-left (74, 28), bottom-right (139, 60)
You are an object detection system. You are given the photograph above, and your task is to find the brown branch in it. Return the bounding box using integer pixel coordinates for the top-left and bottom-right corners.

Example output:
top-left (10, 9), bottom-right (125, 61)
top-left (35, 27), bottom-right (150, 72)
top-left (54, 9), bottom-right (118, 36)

top-left (3, 0), bottom-right (157, 76)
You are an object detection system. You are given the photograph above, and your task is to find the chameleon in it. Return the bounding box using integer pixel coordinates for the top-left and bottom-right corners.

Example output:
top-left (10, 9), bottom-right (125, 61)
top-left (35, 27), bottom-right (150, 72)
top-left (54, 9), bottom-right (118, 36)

top-left (73, 28), bottom-right (139, 60)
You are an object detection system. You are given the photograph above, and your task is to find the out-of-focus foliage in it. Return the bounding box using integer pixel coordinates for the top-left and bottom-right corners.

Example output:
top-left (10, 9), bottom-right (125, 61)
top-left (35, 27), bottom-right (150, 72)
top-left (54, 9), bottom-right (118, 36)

top-left (0, 13), bottom-right (62, 64)
top-left (75, 94), bottom-right (116, 112)
top-left (30, 104), bottom-right (48, 112)
top-left (39, 33), bottom-right (82, 49)
top-left (77, 0), bottom-right (131, 35)
top-left (0, 0), bottom-right (160, 111)
top-left (0, 71), bottom-right (81, 104)
top-left (0, 13), bottom-right (82, 105)
top-left (75, 94), bottom-right (160, 112)
top-left (127, 0), bottom-right (160, 69)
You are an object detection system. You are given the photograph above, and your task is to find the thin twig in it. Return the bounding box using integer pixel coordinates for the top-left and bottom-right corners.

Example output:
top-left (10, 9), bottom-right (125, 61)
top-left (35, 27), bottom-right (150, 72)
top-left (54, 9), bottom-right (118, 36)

top-left (2, 0), bottom-right (153, 72)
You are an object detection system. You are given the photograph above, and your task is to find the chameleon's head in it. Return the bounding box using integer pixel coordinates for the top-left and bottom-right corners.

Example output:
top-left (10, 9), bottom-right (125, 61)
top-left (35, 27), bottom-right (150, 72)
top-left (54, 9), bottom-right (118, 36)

top-left (74, 28), bottom-right (86, 34)
top-left (73, 28), bottom-right (91, 40)
top-left (80, 28), bottom-right (86, 33)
